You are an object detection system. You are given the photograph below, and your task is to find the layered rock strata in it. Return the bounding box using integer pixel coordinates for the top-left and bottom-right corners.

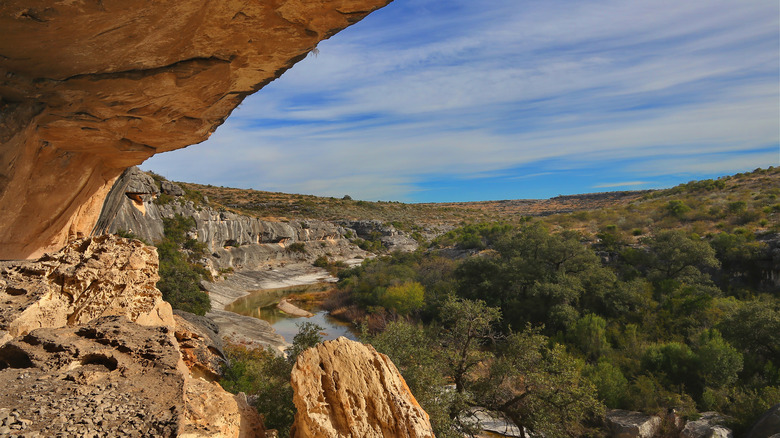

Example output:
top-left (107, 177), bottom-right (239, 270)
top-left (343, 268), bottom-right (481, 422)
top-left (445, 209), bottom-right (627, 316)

top-left (0, 0), bottom-right (392, 260)
top-left (96, 167), bottom-right (369, 272)
top-left (290, 337), bottom-right (434, 438)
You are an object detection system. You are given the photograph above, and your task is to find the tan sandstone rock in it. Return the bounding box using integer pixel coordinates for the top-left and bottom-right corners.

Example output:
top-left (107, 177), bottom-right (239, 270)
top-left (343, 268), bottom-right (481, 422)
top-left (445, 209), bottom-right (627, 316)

top-left (0, 0), bottom-right (392, 260)
top-left (0, 234), bottom-right (174, 345)
top-left (0, 235), bottom-right (266, 437)
top-left (290, 337), bottom-right (434, 438)
top-left (0, 315), bottom-right (266, 437)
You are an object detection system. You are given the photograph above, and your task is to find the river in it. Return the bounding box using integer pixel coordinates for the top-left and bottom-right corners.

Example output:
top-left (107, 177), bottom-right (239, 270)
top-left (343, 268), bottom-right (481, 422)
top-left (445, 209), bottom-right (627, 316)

top-left (225, 283), bottom-right (358, 344)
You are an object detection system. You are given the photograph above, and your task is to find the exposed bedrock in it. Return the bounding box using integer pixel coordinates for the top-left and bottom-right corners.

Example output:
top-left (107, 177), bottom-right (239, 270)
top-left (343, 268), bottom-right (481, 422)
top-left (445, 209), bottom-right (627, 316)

top-left (95, 167), bottom-right (371, 272)
top-left (0, 235), bottom-right (266, 437)
top-left (0, 0), bottom-right (392, 260)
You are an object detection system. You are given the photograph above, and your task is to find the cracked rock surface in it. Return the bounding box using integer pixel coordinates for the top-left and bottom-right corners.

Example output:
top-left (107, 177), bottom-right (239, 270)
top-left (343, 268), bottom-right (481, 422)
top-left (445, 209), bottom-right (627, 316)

top-left (290, 337), bottom-right (434, 438)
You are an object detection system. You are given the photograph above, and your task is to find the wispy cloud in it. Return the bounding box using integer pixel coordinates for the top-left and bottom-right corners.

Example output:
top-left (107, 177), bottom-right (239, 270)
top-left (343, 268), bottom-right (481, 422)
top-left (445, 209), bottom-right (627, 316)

top-left (144, 0), bottom-right (779, 201)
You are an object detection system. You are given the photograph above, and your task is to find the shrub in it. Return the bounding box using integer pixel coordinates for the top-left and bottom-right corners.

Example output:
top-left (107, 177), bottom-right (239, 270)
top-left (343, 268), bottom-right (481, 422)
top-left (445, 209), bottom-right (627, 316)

top-left (286, 242), bottom-right (307, 254)
top-left (378, 281), bottom-right (425, 316)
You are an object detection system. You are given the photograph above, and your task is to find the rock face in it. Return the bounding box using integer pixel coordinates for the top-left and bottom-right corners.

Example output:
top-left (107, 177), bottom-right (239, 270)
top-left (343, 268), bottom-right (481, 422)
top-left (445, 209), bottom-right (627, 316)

top-left (606, 410), bottom-right (662, 438)
top-left (290, 337), bottom-right (434, 438)
top-left (0, 234), bottom-right (173, 345)
top-left (747, 403), bottom-right (780, 438)
top-left (340, 220), bottom-right (420, 252)
top-left (95, 167), bottom-right (369, 272)
top-left (0, 0), bottom-right (392, 260)
top-left (0, 236), bottom-right (266, 437)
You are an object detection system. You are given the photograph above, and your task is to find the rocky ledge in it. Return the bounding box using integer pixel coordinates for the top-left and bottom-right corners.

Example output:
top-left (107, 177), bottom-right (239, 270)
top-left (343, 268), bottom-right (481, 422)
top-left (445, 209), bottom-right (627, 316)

top-left (0, 235), bottom-right (265, 437)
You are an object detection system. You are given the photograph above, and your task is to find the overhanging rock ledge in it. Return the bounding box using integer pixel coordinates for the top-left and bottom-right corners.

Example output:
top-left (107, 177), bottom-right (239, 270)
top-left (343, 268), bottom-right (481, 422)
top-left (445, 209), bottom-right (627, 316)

top-left (0, 0), bottom-right (392, 259)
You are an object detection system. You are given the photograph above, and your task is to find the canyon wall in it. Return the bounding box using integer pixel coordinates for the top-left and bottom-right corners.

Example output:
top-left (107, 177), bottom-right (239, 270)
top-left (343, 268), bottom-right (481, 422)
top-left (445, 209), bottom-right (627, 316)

top-left (94, 167), bottom-right (371, 272)
top-left (0, 0), bottom-right (392, 260)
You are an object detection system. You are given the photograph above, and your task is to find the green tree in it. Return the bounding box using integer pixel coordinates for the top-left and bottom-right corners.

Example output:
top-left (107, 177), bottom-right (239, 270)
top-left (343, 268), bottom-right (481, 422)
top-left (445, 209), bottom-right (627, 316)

top-left (585, 360), bottom-right (628, 408)
top-left (285, 321), bottom-right (325, 364)
top-left (365, 321), bottom-right (470, 438)
top-left (643, 230), bottom-right (720, 283)
top-left (695, 329), bottom-right (743, 389)
top-left (570, 314), bottom-right (610, 361)
top-left (221, 323), bottom-right (324, 438)
top-left (438, 297), bottom-right (502, 393)
top-left (473, 327), bottom-right (604, 438)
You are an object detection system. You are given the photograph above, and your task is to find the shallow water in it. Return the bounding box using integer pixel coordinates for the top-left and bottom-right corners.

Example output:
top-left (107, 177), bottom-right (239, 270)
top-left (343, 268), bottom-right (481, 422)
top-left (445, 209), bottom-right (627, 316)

top-left (225, 283), bottom-right (358, 343)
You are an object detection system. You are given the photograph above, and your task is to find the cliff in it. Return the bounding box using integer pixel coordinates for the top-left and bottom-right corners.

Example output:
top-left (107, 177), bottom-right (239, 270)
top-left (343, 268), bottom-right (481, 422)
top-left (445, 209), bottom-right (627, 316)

top-left (94, 167), bottom-right (372, 273)
top-left (0, 0), bottom-right (392, 260)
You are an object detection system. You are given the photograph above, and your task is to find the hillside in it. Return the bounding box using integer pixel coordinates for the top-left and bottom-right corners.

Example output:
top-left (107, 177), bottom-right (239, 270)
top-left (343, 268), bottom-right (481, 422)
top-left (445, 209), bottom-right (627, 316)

top-left (176, 167), bottom-right (778, 239)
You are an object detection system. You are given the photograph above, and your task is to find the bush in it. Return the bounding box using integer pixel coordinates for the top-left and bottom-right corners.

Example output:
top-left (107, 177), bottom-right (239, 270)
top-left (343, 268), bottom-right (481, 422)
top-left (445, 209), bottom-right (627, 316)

top-left (378, 281), bottom-right (425, 316)
top-left (155, 214), bottom-right (211, 315)
top-left (286, 242), bottom-right (307, 254)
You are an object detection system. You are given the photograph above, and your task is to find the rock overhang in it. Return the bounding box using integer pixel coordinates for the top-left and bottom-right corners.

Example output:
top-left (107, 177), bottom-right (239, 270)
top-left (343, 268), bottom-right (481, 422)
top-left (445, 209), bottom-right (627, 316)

top-left (0, 0), bottom-right (393, 259)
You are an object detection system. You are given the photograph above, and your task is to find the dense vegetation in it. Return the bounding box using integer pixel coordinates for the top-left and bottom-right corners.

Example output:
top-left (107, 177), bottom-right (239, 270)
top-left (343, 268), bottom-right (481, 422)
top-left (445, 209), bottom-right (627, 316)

top-left (155, 215), bottom-right (212, 315)
top-left (328, 168), bottom-right (779, 436)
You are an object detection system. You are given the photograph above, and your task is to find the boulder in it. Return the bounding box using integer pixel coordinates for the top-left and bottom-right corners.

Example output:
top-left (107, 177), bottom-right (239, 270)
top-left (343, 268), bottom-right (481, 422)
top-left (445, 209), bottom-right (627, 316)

top-left (162, 180), bottom-right (186, 197)
top-left (606, 410), bottom-right (662, 438)
top-left (173, 311), bottom-right (227, 381)
top-left (0, 316), bottom-right (265, 437)
top-left (747, 404), bottom-right (780, 438)
top-left (681, 412), bottom-right (733, 438)
top-left (290, 337), bottom-right (434, 438)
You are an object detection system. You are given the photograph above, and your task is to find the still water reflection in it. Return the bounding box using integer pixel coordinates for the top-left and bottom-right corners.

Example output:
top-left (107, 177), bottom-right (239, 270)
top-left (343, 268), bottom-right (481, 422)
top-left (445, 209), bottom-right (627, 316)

top-left (225, 283), bottom-right (357, 343)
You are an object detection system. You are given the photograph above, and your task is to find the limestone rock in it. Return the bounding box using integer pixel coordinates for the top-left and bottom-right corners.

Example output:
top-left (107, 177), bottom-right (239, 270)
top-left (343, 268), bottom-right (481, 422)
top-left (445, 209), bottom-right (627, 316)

top-left (0, 315), bottom-right (265, 437)
top-left (163, 180), bottom-right (186, 197)
top-left (606, 409), bottom-right (662, 438)
top-left (290, 337), bottom-right (434, 438)
top-left (277, 299), bottom-right (314, 317)
top-left (681, 412), bottom-right (733, 438)
top-left (95, 167), bottom-right (367, 269)
top-left (182, 378), bottom-right (266, 438)
top-left (174, 311), bottom-right (227, 381)
top-left (0, 234), bottom-right (173, 345)
top-left (747, 403), bottom-right (780, 438)
top-left (0, 0), bottom-right (392, 260)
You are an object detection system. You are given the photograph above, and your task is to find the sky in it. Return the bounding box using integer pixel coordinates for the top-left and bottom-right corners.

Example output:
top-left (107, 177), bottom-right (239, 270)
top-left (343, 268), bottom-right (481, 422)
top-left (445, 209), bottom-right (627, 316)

top-left (143, 0), bottom-right (780, 203)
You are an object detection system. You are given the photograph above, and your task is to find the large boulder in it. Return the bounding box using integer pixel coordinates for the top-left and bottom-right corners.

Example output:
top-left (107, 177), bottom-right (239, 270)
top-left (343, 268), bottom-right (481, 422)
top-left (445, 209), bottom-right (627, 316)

top-left (681, 412), bottom-right (733, 438)
top-left (290, 337), bottom-right (434, 438)
top-left (0, 0), bottom-right (392, 260)
top-left (0, 316), bottom-right (265, 437)
top-left (0, 235), bottom-right (265, 437)
top-left (606, 410), bottom-right (662, 438)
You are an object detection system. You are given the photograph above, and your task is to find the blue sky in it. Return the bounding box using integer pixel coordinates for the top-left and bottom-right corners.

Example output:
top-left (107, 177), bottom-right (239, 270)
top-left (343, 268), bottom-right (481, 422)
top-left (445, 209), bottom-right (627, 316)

top-left (143, 0), bottom-right (779, 202)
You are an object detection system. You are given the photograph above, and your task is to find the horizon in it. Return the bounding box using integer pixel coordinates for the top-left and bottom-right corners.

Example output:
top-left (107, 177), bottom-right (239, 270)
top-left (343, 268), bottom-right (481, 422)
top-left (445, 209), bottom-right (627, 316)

top-left (143, 0), bottom-right (780, 203)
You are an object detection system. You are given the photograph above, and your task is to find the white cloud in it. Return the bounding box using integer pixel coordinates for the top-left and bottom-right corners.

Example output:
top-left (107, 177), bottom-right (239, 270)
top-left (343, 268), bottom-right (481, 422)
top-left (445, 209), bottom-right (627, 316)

top-left (144, 0), bottom-right (780, 200)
